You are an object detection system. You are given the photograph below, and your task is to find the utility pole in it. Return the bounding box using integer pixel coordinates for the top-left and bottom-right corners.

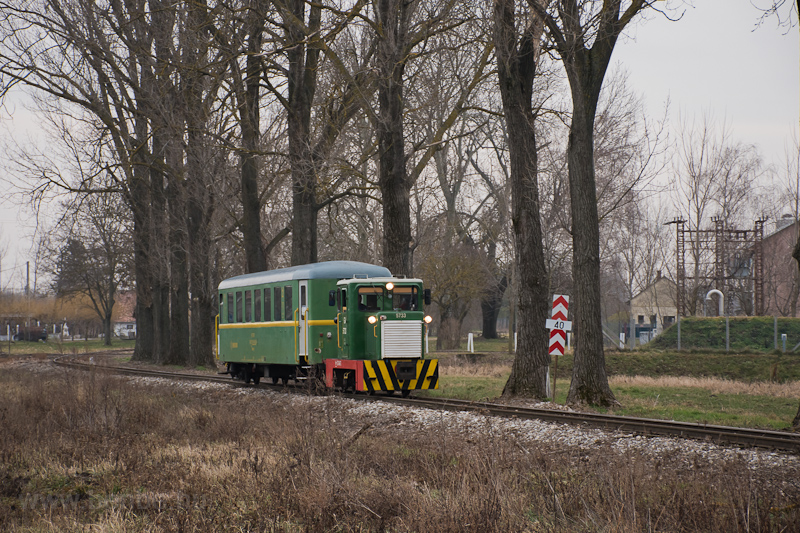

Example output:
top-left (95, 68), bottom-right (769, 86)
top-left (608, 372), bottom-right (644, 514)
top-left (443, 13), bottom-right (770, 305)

top-left (26, 261), bottom-right (30, 340)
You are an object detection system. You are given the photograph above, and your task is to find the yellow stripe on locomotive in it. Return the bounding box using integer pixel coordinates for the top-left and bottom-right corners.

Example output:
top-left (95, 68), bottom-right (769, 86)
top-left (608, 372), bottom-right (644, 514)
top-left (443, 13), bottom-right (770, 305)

top-left (362, 359), bottom-right (438, 393)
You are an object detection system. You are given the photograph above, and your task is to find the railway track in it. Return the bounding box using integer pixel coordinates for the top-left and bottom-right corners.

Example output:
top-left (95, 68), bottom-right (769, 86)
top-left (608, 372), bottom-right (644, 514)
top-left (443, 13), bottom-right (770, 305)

top-left (53, 352), bottom-right (800, 453)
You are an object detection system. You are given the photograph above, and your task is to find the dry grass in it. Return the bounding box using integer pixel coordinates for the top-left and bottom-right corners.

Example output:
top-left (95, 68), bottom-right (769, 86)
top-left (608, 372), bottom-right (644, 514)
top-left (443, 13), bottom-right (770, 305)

top-left (439, 361), bottom-right (511, 378)
top-left (1, 365), bottom-right (799, 532)
top-left (609, 375), bottom-right (800, 398)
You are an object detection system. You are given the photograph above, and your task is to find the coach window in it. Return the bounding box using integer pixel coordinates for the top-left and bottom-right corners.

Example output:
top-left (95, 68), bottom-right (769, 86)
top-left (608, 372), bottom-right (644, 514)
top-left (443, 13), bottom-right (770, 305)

top-left (285, 286), bottom-right (293, 320)
top-left (264, 288), bottom-right (272, 321)
top-left (274, 287), bottom-right (282, 321)
top-left (254, 289), bottom-right (262, 322)
top-left (236, 291), bottom-right (243, 323)
top-left (245, 291), bottom-right (252, 322)
top-left (227, 293), bottom-right (234, 323)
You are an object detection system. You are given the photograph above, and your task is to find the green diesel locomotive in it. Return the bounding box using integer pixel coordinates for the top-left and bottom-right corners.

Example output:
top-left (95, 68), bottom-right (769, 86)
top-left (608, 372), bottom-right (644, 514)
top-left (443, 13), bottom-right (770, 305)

top-left (216, 261), bottom-right (438, 396)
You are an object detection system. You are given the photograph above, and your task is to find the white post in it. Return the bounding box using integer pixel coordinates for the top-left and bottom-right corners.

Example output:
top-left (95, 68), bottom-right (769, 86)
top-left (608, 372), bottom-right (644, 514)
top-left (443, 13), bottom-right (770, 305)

top-left (425, 328), bottom-right (429, 353)
top-left (514, 332), bottom-right (518, 352)
top-left (467, 332), bottom-right (474, 353)
top-left (782, 333), bottom-right (787, 353)
top-left (567, 332), bottom-right (571, 350)
top-left (546, 367), bottom-right (551, 397)
top-left (619, 333), bottom-right (625, 350)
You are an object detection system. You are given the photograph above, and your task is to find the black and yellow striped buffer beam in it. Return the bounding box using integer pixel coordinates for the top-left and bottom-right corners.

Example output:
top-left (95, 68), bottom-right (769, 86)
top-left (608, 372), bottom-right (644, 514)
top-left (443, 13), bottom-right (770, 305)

top-left (363, 359), bottom-right (438, 392)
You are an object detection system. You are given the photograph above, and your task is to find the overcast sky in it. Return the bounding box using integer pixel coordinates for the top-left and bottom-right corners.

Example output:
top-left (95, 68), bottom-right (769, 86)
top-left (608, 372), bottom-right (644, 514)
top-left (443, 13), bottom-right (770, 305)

top-left (614, 0), bottom-right (799, 168)
top-left (1, 1), bottom-right (798, 290)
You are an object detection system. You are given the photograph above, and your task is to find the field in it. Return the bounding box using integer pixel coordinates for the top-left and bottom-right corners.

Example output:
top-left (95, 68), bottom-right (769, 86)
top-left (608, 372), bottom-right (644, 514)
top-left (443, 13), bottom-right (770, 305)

top-left (5, 332), bottom-right (800, 430)
top-left (427, 338), bottom-right (800, 430)
top-left (0, 338), bottom-right (134, 355)
top-left (1, 361), bottom-right (798, 532)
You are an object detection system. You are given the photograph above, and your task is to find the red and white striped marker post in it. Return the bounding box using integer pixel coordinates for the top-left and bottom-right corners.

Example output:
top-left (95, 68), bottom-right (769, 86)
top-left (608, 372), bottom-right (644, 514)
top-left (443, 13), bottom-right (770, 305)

top-left (546, 295), bottom-right (571, 400)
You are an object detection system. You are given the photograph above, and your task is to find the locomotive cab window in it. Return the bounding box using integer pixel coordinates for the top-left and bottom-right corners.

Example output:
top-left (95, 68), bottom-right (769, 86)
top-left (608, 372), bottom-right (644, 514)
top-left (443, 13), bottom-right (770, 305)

top-left (357, 286), bottom-right (382, 311)
top-left (391, 286), bottom-right (418, 311)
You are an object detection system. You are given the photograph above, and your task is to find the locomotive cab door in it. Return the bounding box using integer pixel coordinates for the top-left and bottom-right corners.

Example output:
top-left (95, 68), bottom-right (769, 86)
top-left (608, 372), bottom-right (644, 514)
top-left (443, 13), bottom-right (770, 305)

top-left (299, 281), bottom-right (309, 358)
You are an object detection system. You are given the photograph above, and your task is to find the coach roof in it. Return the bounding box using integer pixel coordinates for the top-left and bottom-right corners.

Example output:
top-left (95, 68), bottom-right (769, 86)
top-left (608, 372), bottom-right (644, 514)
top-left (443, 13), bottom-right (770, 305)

top-left (218, 261), bottom-right (392, 290)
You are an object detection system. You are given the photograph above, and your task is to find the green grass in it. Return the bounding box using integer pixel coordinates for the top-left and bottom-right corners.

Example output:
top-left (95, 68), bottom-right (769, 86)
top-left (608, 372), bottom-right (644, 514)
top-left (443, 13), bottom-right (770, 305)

top-left (650, 316), bottom-right (800, 352)
top-left (427, 338), bottom-right (800, 430)
top-left (0, 338), bottom-right (135, 355)
top-left (421, 375), bottom-right (507, 402)
top-left (602, 384), bottom-right (798, 430)
top-left (560, 351), bottom-right (800, 382)
top-left (418, 373), bottom-right (800, 430)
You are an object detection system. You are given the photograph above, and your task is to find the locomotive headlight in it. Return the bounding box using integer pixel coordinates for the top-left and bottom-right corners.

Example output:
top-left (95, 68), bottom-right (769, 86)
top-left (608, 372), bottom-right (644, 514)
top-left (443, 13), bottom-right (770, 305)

top-left (424, 315), bottom-right (433, 324)
top-left (367, 315), bottom-right (378, 324)
top-left (385, 282), bottom-right (394, 291)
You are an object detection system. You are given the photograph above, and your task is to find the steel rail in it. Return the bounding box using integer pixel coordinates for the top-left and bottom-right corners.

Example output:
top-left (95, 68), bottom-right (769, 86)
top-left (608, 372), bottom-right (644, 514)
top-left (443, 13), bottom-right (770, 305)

top-left (52, 353), bottom-right (800, 453)
top-left (367, 395), bottom-right (800, 453)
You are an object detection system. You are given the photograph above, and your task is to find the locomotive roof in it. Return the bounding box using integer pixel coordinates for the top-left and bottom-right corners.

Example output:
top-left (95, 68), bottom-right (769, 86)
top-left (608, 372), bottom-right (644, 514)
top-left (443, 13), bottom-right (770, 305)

top-left (218, 261), bottom-right (392, 289)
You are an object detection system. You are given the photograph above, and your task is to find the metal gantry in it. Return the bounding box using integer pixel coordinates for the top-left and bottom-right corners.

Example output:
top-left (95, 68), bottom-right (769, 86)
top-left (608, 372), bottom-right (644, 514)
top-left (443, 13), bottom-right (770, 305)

top-left (667, 217), bottom-right (766, 316)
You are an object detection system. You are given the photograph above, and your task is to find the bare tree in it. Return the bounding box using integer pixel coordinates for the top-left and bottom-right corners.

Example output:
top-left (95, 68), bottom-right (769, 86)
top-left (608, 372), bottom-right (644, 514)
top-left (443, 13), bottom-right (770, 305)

top-left (53, 195), bottom-right (132, 345)
top-left (0, 0), bottom-right (227, 366)
top-left (525, 0), bottom-right (671, 406)
top-left (494, 0), bottom-right (551, 398)
top-left (372, 0), bottom-right (464, 276)
top-left (672, 112), bottom-right (762, 314)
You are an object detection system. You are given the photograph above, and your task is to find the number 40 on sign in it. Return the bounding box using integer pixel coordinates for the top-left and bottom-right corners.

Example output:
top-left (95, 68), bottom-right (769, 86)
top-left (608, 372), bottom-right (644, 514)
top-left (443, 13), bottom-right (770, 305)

top-left (545, 318), bottom-right (572, 331)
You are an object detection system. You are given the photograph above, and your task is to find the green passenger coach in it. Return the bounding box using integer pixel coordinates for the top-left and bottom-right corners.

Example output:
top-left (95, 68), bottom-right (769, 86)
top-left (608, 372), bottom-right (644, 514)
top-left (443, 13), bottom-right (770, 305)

top-left (216, 261), bottom-right (438, 395)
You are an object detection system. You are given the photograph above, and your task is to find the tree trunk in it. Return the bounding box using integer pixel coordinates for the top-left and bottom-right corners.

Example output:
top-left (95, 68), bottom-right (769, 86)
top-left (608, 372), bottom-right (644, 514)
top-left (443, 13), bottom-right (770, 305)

top-left (188, 184), bottom-right (216, 368)
top-left (104, 314), bottom-right (112, 346)
top-left (240, 16), bottom-right (267, 273)
top-left (494, 0), bottom-right (551, 399)
top-left (563, 90), bottom-right (616, 407)
top-left (185, 0), bottom-right (217, 369)
top-left (791, 231), bottom-right (800, 428)
top-left (166, 162), bottom-right (191, 366)
top-left (376, 0), bottom-right (412, 277)
top-left (481, 272), bottom-right (507, 340)
top-left (437, 316), bottom-right (461, 351)
top-left (287, 0), bottom-right (321, 266)
top-left (149, 151), bottom-right (170, 364)
top-left (130, 122), bottom-right (155, 362)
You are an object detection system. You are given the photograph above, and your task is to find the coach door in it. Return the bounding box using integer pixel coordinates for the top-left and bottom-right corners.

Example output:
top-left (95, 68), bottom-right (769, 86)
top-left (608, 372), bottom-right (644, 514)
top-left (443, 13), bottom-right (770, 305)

top-left (299, 281), bottom-right (308, 358)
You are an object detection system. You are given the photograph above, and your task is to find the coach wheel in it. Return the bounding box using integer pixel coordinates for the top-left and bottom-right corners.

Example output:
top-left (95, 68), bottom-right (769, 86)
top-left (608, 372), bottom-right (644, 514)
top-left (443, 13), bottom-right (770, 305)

top-left (401, 390), bottom-right (411, 398)
top-left (271, 376), bottom-right (278, 385)
top-left (242, 365), bottom-right (252, 385)
top-left (385, 390), bottom-right (395, 396)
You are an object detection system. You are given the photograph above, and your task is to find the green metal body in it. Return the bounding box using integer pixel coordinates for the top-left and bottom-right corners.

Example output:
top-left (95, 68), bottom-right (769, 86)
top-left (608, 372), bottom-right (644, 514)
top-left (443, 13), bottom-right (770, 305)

top-left (217, 261), bottom-right (429, 367)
